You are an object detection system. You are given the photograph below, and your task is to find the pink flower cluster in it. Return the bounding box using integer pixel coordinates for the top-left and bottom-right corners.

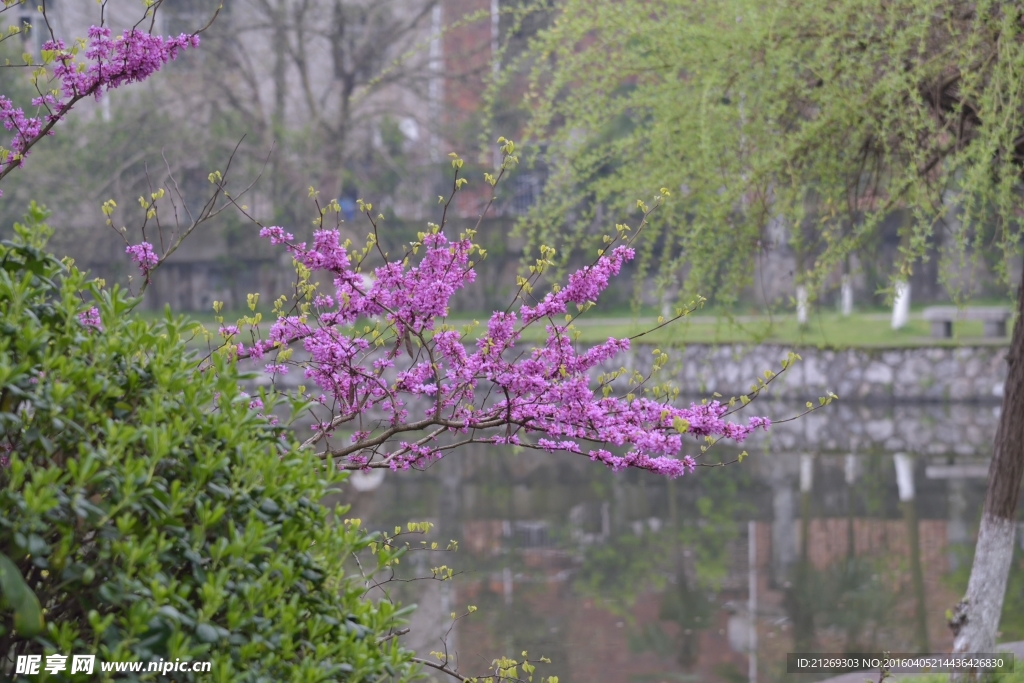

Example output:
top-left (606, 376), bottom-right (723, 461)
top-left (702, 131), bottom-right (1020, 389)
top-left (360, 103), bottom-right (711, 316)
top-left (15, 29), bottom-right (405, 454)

top-left (50, 27), bottom-right (199, 101)
top-left (238, 227), bottom-right (771, 477)
top-left (78, 307), bottom-right (103, 331)
top-left (0, 97), bottom-right (45, 177)
top-left (0, 26), bottom-right (198, 183)
top-left (126, 242), bottom-right (159, 277)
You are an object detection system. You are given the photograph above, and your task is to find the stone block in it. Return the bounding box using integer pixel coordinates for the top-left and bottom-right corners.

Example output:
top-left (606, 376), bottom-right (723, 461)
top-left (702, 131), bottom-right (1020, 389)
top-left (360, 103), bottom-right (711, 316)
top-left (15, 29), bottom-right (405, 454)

top-left (864, 419), bottom-right (895, 441)
top-left (863, 362), bottom-right (894, 384)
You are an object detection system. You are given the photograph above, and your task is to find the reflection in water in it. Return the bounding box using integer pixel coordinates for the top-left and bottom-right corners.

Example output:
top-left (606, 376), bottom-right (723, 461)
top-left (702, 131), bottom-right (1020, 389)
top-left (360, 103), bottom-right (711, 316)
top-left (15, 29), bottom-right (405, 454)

top-left (337, 404), bottom-right (1021, 683)
top-left (896, 453), bottom-right (930, 653)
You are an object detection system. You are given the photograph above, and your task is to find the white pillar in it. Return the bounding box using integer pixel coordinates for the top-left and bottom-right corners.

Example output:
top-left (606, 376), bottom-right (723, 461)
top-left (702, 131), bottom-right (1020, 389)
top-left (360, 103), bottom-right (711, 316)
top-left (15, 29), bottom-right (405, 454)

top-left (894, 453), bottom-right (915, 502)
top-left (800, 454), bottom-right (814, 493)
top-left (796, 285), bottom-right (809, 325)
top-left (844, 453), bottom-right (858, 486)
top-left (891, 280), bottom-right (911, 329)
top-left (841, 275), bottom-right (853, 316)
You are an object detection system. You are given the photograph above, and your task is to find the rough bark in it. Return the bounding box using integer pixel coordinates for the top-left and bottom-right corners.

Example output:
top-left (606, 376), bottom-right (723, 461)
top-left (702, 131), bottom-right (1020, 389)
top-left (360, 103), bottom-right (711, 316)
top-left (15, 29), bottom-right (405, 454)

top-left (950, 283), bottom-right (1024, 663)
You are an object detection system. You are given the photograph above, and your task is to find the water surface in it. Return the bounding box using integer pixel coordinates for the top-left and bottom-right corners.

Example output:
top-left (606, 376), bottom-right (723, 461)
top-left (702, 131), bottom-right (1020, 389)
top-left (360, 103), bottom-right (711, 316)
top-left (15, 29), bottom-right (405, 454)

top-left (334, 402), bottom-right (1023, 683)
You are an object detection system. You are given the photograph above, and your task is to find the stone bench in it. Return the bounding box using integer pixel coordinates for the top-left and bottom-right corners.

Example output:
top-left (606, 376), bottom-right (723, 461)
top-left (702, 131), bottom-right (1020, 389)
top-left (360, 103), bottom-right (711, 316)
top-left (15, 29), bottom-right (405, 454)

top-left (922, 306), bottom-right (1011, 338)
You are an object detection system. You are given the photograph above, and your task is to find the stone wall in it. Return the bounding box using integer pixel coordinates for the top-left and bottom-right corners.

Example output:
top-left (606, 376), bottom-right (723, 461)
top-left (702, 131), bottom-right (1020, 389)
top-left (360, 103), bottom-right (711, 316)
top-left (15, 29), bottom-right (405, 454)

top-left (601, 344), bottom-right (1008, 403)
top-left (257, 343), bottom-right (1008, 404)
top-left (744, 401), bottom-right (1000, 456)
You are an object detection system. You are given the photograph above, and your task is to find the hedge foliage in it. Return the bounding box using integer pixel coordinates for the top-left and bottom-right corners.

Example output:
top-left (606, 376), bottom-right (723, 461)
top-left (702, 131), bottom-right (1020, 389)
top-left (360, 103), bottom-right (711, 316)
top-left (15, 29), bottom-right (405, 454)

top-left (0, 209), bottom-right (414, 682)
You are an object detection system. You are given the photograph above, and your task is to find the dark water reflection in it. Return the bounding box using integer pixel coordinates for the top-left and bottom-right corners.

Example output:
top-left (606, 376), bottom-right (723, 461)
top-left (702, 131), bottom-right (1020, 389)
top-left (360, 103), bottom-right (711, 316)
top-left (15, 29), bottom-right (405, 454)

top-left (332, 403), bottom-right (1024, 683)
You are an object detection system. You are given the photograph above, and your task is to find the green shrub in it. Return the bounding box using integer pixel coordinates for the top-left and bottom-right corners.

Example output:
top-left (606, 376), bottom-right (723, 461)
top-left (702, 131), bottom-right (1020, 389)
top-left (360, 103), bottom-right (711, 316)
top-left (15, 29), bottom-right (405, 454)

top-left (0, 214), bottom-right (414, 681)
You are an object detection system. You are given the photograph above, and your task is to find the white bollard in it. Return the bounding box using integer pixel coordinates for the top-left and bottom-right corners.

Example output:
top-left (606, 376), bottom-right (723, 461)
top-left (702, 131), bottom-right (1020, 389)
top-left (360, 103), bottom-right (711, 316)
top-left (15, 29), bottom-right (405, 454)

top-left (844, 453), bottom-right (858, 486)
top-left (796, 285), bottom-right (809, 325)
top-left (894, 453), bottom-right (915, 502)
top-left (891, 280), bottom-right (911, 330)
top-left (841, 275), bottom-right (853, 317)
top-left (800, 454), bottom-right (814, 493)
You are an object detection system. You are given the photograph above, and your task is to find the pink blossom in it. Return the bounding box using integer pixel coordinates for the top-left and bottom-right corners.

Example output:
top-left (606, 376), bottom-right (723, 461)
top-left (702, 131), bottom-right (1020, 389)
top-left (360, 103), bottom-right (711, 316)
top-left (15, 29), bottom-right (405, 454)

top-left (237, 340), bottom-right (270, 360)
top-left (126, 242), bottom-right (159, 276)
top-left (78, 307), bottom-right (103, 331)
top-left (1, 27), bottom-right (198, 178)
top-left (241, 224), bottom-right (775, 478)
top-left (259, 226), bottom-right (294, 245)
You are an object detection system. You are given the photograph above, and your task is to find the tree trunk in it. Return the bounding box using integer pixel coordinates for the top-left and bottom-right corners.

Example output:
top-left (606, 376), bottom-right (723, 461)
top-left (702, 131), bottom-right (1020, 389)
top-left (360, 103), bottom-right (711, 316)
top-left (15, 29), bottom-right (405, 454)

top-left (950, 283), bottom-right (1024, 662)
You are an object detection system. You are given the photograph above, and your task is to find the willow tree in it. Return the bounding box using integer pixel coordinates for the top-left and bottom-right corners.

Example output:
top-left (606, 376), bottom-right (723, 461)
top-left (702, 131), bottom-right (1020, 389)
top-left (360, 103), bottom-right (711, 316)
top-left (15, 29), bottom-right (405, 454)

top-left (516, 0), bottom-right (1024, 657)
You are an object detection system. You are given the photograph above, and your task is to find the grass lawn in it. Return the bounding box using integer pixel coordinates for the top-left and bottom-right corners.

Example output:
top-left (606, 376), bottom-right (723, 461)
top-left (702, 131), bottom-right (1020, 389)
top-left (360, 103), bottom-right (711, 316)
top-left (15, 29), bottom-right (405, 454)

top-left (505, 311), bottom-right (1014, 348)
top-left (148, 306), bottom-right (1014, 350)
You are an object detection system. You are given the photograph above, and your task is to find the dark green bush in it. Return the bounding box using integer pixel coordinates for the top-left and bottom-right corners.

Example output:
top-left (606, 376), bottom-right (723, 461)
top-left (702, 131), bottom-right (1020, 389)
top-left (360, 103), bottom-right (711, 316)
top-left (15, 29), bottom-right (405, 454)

top-left (0, 214), bottom-right (414, 681)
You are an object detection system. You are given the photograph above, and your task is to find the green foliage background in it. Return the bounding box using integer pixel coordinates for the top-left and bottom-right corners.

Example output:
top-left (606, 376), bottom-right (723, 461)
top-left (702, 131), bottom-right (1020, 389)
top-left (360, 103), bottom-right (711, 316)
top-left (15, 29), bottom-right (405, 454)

top-left (516, 0), bottom-right (1024, 305)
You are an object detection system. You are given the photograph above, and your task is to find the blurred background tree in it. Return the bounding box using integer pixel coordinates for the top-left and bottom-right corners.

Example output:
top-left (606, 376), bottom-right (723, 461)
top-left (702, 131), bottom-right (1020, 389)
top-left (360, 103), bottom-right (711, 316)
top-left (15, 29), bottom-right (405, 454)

top-left (516, 0), bottom-right (1024, 657)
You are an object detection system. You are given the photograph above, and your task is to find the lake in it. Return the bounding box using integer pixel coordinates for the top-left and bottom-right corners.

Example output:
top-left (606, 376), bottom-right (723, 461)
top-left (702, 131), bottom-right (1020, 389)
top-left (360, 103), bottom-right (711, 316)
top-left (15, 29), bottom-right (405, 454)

top-left (330, 401), bottom-right (1022, 683)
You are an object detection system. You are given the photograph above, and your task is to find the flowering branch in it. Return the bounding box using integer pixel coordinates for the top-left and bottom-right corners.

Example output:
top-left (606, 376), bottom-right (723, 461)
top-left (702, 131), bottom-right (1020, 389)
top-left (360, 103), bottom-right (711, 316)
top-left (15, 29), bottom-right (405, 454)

top-left (0, 2), bottom-right (212, 191)
top-left (102, 136), bottom-right (271, 291)
top-left (151, 139), bottom-right (806, 480)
